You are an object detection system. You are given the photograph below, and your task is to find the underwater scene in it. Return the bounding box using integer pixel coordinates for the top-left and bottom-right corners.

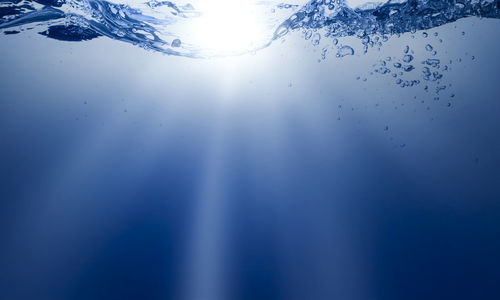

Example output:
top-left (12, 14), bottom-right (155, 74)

top-left (1, 0), bottom-right (500, 299)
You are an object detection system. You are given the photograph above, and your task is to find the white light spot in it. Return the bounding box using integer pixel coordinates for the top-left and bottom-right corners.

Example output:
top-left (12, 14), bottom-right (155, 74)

top-left (188, 0), bottom-right (266, 55)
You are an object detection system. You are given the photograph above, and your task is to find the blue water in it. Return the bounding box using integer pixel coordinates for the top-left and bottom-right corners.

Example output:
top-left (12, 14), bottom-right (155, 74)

top-left (1, 1), bottom-right (500, 299)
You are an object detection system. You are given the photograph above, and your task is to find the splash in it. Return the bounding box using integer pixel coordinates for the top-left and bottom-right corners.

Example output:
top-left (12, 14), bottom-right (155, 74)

top-left (0, 0), bottom-right (499, 57)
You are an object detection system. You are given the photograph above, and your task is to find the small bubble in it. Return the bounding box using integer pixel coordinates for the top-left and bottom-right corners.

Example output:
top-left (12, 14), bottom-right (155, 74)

top-left (403, 65), bottom-right (414, 72)
top-left (403, 54), bottom-right (413, 63)
top-left (171, 39), bottom-right (181, 47)
top-left (311, 33), bottom-right (321, 45)
top-left (304, 30), bottom-right (312, 40)
top-left (425, 44), bottom-right (433, 51)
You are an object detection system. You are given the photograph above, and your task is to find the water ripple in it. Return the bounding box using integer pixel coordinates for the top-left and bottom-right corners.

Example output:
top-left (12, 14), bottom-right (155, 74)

top-left (1, 0), bottom-right (499, 57)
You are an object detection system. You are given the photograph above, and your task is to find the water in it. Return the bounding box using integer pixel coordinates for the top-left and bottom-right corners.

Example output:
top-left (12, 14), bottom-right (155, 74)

top-left (1, 1), bottom-right (500, 300)
top-left (1, 0), bottom-right (499, 57)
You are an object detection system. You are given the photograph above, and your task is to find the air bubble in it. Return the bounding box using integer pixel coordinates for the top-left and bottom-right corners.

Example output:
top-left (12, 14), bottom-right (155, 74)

top-left (336, 45), bottom-right (354, 57)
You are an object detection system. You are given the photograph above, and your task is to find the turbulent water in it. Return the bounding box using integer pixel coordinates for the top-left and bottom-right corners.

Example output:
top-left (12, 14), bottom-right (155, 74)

top-left (0, 0), bottom-right (499, 57)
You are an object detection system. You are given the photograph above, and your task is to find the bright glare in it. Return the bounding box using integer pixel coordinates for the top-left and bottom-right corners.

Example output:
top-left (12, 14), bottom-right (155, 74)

top-left (190, 0), bottom-right (266, 55)
top-left (346, 0), bottom-right (388, 8)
